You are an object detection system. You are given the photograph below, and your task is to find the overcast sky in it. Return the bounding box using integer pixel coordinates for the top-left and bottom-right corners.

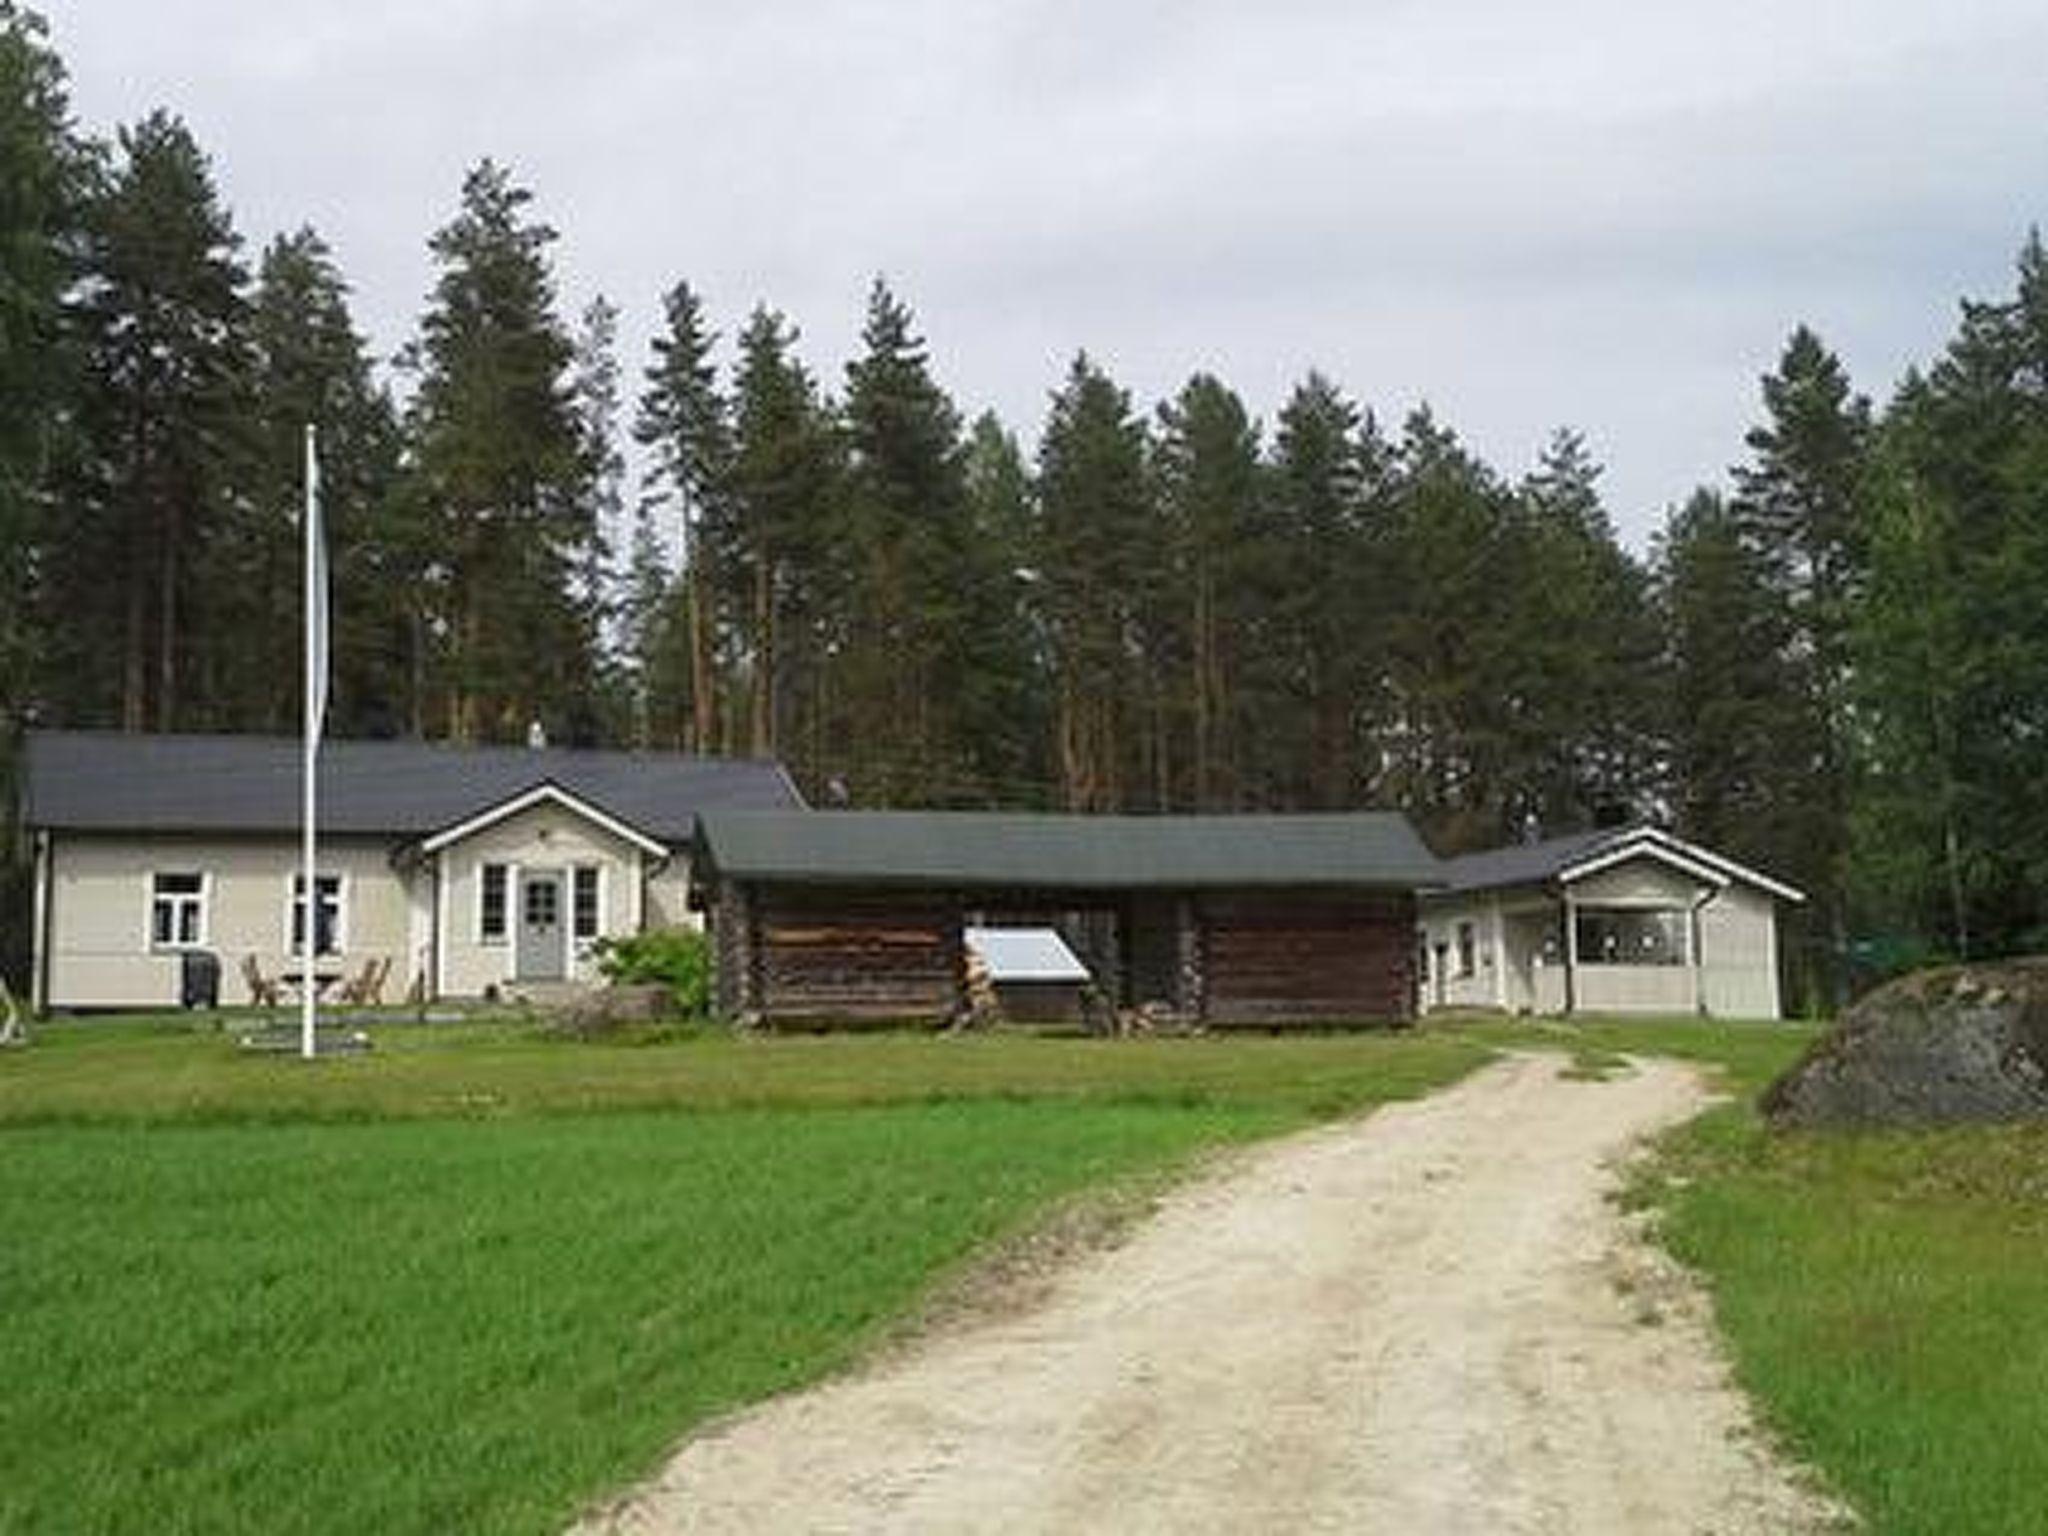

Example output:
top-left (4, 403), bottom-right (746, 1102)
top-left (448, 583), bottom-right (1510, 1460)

top-left (48, 0), bottom-right (2048, 547)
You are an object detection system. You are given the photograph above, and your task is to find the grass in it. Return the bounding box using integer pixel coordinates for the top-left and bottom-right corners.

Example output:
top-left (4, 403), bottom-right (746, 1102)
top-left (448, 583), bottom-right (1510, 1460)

top-left (0, 1012), bottom-right (1495, 1125)
top-left (1441, 1011), bottom-right (2048, 1533)
top-left (0, 1014), bottom-right (1496, 1534)
top-left (1636, 1085), bottom-right (2048, 1535)
top-left (12, 1009), bottom-right (2044, 1535)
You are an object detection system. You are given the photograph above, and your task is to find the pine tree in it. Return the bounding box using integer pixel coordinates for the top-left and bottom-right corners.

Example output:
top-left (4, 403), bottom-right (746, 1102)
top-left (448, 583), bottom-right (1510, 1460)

top-left (226, 227), bottom-right (399, 735)
top-left (1377, 406), bottom-right (1520, 844)
top-left (399, 160), bottom-right (595, 744)
top-left (838, 279), bottom-right (981, 804)
top-left (1502, 429), bottom-right (1659, 830)
top-left (725, 305), bottom-right (842, 765)
top-left (47, 110), bottom-right (249, 732)
top-left (959, 412), bottom-right (1053, 806)
top-left (1731, 326), bottom-right (1872, 999)
top-left (1849, 235), bottom-right (2048, 960)
top-left (1655, 487), bottom-right (1815, 902)
top-left (1261, 374), bottom-right (1382, 810)
top-left (1154, 374), bottom-right (1263, 808)
top-left (0, 0), bottom-right (79, 736)
top-left (617, 505), bottom-right (692, 748)
top-left (1036, 354), bottom-right (1155, 811)
top-left (0, 0), bottom-right (82, 995)
top-left (635, 280), bottom-right (732, 753)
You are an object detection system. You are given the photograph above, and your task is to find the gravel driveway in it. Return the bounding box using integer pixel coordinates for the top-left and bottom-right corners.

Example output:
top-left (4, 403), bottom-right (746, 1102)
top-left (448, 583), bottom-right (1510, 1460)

top-left (578, 1053), bottom-right (1839, 1535)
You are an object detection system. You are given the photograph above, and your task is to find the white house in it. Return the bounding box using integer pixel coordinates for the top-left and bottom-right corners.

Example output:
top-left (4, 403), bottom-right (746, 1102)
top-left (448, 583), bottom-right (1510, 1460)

top-left (21, 730), bottom-right (802, 1012)
top-left (1417, 825), bottom-right (1804, 1019)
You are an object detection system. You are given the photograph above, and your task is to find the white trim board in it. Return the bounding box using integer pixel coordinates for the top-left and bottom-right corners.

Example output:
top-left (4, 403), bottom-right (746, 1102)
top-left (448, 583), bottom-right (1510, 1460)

top-left (1558, 837), bottom-right (1730, 893)
top-left (417, 782), bottom-right (668, 858)
top-left (1630, 827), bottom-right (1807, 904)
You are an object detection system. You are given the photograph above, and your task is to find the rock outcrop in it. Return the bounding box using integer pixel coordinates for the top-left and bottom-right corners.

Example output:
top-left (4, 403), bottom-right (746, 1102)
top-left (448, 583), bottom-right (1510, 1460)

top-left (543, 983), bottom-right (677, 1038)
top-left (1762, 959), bottom-right (2048, 1128)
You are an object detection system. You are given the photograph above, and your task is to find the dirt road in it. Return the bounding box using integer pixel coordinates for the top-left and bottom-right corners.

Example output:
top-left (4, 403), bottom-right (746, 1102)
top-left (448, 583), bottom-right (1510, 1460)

top-left (578, 1054), bottom-right (1838, 1534)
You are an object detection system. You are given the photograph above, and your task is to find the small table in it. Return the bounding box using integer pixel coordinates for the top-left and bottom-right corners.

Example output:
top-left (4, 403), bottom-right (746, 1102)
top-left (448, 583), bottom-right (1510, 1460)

top-left (279, 970), bottom-right (344, 1002)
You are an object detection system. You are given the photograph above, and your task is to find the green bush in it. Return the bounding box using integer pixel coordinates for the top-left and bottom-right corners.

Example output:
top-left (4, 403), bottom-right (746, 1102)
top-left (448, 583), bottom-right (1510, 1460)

top-left (592, 927), bottom-right (713, 1017)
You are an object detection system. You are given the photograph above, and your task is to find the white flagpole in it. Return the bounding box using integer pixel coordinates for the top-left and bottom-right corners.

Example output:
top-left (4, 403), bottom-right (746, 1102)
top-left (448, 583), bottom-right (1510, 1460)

top-left (302, 423), bottom-right (319, 1061)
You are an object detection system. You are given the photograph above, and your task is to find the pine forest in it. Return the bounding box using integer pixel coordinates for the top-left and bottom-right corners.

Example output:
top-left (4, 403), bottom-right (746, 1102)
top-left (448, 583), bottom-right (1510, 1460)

top-left (3, 5), bottom-right (2047, 1010)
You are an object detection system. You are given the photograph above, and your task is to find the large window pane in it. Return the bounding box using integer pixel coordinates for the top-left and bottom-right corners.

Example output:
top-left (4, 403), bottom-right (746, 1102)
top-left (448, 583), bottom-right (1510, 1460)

top-left (291, 874), bottom-right (343, 957)
top-left (480, 864), bottom-right (508, 943)
top-left (149, 872), bottom-right (206, 950)
top-left (1574, 907), bottom-right (1688, 966)
top-left (572, 866), bottom-right (600, 940)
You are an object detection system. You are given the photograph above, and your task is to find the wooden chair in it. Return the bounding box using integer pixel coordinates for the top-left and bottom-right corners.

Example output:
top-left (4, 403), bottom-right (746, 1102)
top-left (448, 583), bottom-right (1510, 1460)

top-left (337, 957), bottom-right (372, 1006)
top-left (339, 955), bottom-right (392, 1007)
top-left (242, 954), bottom-right (281, 1009)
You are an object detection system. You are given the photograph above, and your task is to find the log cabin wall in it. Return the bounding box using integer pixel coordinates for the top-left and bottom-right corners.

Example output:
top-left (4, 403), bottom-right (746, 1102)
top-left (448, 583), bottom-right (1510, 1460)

top-left (750, 884), bottom-right (964, 1026)
top-left (1199, 890), bottom-right (1418, 1025)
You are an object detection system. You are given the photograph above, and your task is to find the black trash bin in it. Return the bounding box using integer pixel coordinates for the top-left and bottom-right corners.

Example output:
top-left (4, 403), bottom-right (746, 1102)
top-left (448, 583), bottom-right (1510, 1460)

top-left (180, 950), bottom-right (221, 1010)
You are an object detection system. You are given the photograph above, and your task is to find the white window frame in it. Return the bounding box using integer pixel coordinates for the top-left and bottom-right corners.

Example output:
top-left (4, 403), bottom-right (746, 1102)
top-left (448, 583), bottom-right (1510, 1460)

top-left (284, 871), bottom-right (349, 959)
top-left (147, 871), bottom-right (210, 952)
top-left (478, 861), bottom-right (509, 945)
top-left (1572, 904), bottom-right (1690, 968)
top-left (571, 863), bottom-right (604, 947)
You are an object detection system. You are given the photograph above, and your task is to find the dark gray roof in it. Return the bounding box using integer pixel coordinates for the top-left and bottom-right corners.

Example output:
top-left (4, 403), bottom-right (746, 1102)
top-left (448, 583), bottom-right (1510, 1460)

top-left (21, 730), bottom-right (802, 841)
top-left (1437, 828), bottom-right (1623, 893)
top-left (694, 810), bottom-right (1444, 891)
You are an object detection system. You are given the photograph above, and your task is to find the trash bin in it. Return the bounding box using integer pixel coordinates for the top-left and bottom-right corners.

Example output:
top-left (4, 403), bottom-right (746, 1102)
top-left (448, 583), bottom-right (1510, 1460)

top-left (180, 950), bottom-right (221, 1010)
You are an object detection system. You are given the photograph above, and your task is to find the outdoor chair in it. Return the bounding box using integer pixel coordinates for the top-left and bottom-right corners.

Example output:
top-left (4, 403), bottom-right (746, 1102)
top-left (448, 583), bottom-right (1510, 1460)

top-left (242, 954), bottom-right (281, 1009)
top-left (337, 957), bottom-right (373, 1006)
top-left (338, 955), bottom-right (392, 1007)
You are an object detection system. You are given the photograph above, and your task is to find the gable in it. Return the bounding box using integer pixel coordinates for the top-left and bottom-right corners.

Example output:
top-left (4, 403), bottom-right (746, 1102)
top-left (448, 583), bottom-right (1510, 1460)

top-left (418, 783), bottom-right (666, 857)
top-left (1563, 851), bottom-right (1715, 905)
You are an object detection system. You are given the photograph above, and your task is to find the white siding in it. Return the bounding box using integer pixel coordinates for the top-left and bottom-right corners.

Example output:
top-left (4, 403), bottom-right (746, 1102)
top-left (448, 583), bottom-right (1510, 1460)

top-left (439, 804), bottom-right (644, 996)
top-left (1420, 849), bottom-right (1787, 1020)
top-left (1568, 860), bottom-right (1706, 907)
top-left (1573, 964), bottom-right (1694, 1014)
top-left (1698, 884), bottom-right (1782, 1018)
top-left (1416, 898), bottom-right (1503, 1011)
top-left (643, 859), bottom-right (703, 932)
top-left (44, 834), bottom-right (411, 1009)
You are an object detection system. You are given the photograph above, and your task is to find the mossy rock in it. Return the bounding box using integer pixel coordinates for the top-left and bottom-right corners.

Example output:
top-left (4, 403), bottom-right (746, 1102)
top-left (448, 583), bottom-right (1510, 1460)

top-left (1762, 959), bottom-right (2048, 1128)
top-left (544, 983), bottom-right (677, 1039)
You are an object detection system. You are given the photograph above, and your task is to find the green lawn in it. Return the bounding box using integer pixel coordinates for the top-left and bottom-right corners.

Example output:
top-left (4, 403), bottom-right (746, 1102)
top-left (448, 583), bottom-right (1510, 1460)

top-left (1636, 1077), bottom-right (2048, 1536)
top-left (0, 1017), bottom-right (1494, 1534)
top-left (7, 1011), bottom-right (2043, 1536)
top-left (0, 1013), bottom-right (1492, 1125)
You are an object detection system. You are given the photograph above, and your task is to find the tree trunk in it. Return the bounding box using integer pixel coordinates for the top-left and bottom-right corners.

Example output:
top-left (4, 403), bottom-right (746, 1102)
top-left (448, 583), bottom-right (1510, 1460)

top-left (156, 499), bottom-right (179, 731)
top-left (122, 558), bottom-right (146, 732)
top-left (1192, 570), bottom-right (1211, 810)
top-left (688, 556), bottom-right (716, 755)
top-left (751, 558), bottom-right (774, 756)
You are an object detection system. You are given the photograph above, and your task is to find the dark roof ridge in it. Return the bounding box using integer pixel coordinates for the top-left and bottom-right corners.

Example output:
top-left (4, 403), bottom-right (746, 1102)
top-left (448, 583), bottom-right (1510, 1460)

top-left (22, 728), bottom-right (803, 839)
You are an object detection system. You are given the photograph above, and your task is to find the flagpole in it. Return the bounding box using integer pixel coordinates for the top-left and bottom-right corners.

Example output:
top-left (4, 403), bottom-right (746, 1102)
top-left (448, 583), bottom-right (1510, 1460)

top-left (302, 422), bottom-right (319, 1061)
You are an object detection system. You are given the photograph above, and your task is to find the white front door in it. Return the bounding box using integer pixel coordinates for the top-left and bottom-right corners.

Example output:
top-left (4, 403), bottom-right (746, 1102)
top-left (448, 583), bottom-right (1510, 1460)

top-left (516, 870), bottom-right (567, 980)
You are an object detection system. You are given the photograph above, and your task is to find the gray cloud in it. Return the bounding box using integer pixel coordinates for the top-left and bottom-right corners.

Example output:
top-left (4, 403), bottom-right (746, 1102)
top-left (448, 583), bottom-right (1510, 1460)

top-left (48, 0), bottom-right (2048, 543)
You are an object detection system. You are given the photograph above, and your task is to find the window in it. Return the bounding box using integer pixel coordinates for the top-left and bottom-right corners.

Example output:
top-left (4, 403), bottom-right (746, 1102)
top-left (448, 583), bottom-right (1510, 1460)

top-left (572, 865), bottom-right (600, 941)
top-left (1456, 922), bottom-right (1476, 978)
top-left (150, 872), bottom-right (206, 949)
top-left (523, 878), bottom-right (559, 928)
top-left (1574, 907), bottom-right (1688, 967)
top-left (479, 863), bottom-right (508, 943)
top-left (290, 874), bottom-right (344, 957)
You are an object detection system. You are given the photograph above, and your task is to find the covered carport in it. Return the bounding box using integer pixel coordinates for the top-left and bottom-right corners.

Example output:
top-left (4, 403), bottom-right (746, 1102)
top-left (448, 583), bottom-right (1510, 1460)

top-left (689, 811), bottom-right (1442, 1028)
